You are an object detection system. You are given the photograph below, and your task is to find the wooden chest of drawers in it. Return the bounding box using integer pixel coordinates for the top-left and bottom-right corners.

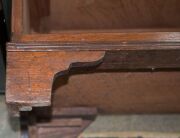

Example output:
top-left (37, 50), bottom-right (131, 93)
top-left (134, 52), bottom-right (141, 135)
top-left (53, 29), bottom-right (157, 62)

top-left (7, 0), bottom-right (180, 137)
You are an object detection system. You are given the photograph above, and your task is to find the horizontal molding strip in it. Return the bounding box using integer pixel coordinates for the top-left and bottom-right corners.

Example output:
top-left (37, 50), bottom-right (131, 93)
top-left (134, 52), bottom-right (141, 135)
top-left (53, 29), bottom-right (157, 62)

top-left (7, 42), bottom-right (180, 52)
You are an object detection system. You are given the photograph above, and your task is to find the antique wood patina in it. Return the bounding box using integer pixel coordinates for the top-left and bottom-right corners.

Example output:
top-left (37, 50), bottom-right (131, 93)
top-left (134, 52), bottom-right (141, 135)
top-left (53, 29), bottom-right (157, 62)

top-left (7, 0), bottom-right (180, 137)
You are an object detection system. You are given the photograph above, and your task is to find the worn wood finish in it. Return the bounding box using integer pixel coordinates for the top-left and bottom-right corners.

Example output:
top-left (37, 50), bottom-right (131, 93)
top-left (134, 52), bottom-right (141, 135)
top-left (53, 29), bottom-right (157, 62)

top-left (53, 72), bottom-right (180, 114)
top-left (12, 0), bottom-right (23, 35)
top-left (7, 0), bottom-right (180, 137)
top-left (7, 48), bottom-right (180, 116)
top-left (28, 0), bottom-right (50, 33)
top-left (12, 32), bottom-right (180, 43)
top-left (6, 50), bottom-right (104, 116)
top-left (8, 0), bottom-right (180, 115)
top-left (99, 50), bottom-right (180, 70)
top-left (25, 0), bottom-right (180, 33)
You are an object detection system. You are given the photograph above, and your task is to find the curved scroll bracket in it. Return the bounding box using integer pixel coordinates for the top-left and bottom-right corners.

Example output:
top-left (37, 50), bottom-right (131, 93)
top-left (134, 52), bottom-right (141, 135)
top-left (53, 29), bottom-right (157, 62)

top-left (6, 48), bottom-right (180, 116)
top-left (6, 51), bottom-right (105, 116)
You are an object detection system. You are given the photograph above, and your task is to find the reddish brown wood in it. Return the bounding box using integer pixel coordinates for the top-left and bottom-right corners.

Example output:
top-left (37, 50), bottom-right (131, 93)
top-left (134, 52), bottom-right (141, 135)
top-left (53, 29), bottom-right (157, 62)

top-left (6, 50), bottom-right (104, 116)
top-left (7, 0), bottom-right (180, 137)
top-left (7, 41), bottom-right (180, 52)
top-left (25, 0), bottom-right (180, 34)
top-left (14, 32), bottom-right (180, 43)
top-left (7, 0), bottom-right (180, 115)
top-left (28, 0), bottom-right (50, 33)
top-left (53, 71), bottom-right (180, 114)
top-left (12, 0), bottom-right (23, 36)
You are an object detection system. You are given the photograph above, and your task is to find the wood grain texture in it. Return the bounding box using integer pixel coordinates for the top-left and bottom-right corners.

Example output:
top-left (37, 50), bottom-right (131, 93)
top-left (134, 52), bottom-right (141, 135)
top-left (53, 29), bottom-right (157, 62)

top-left (12, 0), bottom-right (23, 35)
top-left (51, 50), bottom-right (180, 114)
top-left (6, 50), bottom-right (104, 116)
top-left (28, 0), bottom-right (50, 33)
top-left (6, 48), bottom-right (180, 116)
top-left (16, 32), bottom-right (180, 43)
top-left (53, 72), bottom-right (180, 114)
top-left (8, 1), bottom-right (180, 137)
top-left (99, 50), bottom-right (180, 70)
top-left (12, 0), bottom-right (180, 43)
top-left (26, 0), bottom-right (180, 33)
top-left (8, 0), bottom-right (180, 118)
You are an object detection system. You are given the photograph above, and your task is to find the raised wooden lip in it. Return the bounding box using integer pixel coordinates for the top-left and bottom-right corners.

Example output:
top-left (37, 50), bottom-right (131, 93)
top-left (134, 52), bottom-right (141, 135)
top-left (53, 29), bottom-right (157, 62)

top-left (9, 31), bottom-right (180, 51)
top-left (14, 32), bottom-right (180, 42)
top-left (7, 41), bottom-right (180, 52)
